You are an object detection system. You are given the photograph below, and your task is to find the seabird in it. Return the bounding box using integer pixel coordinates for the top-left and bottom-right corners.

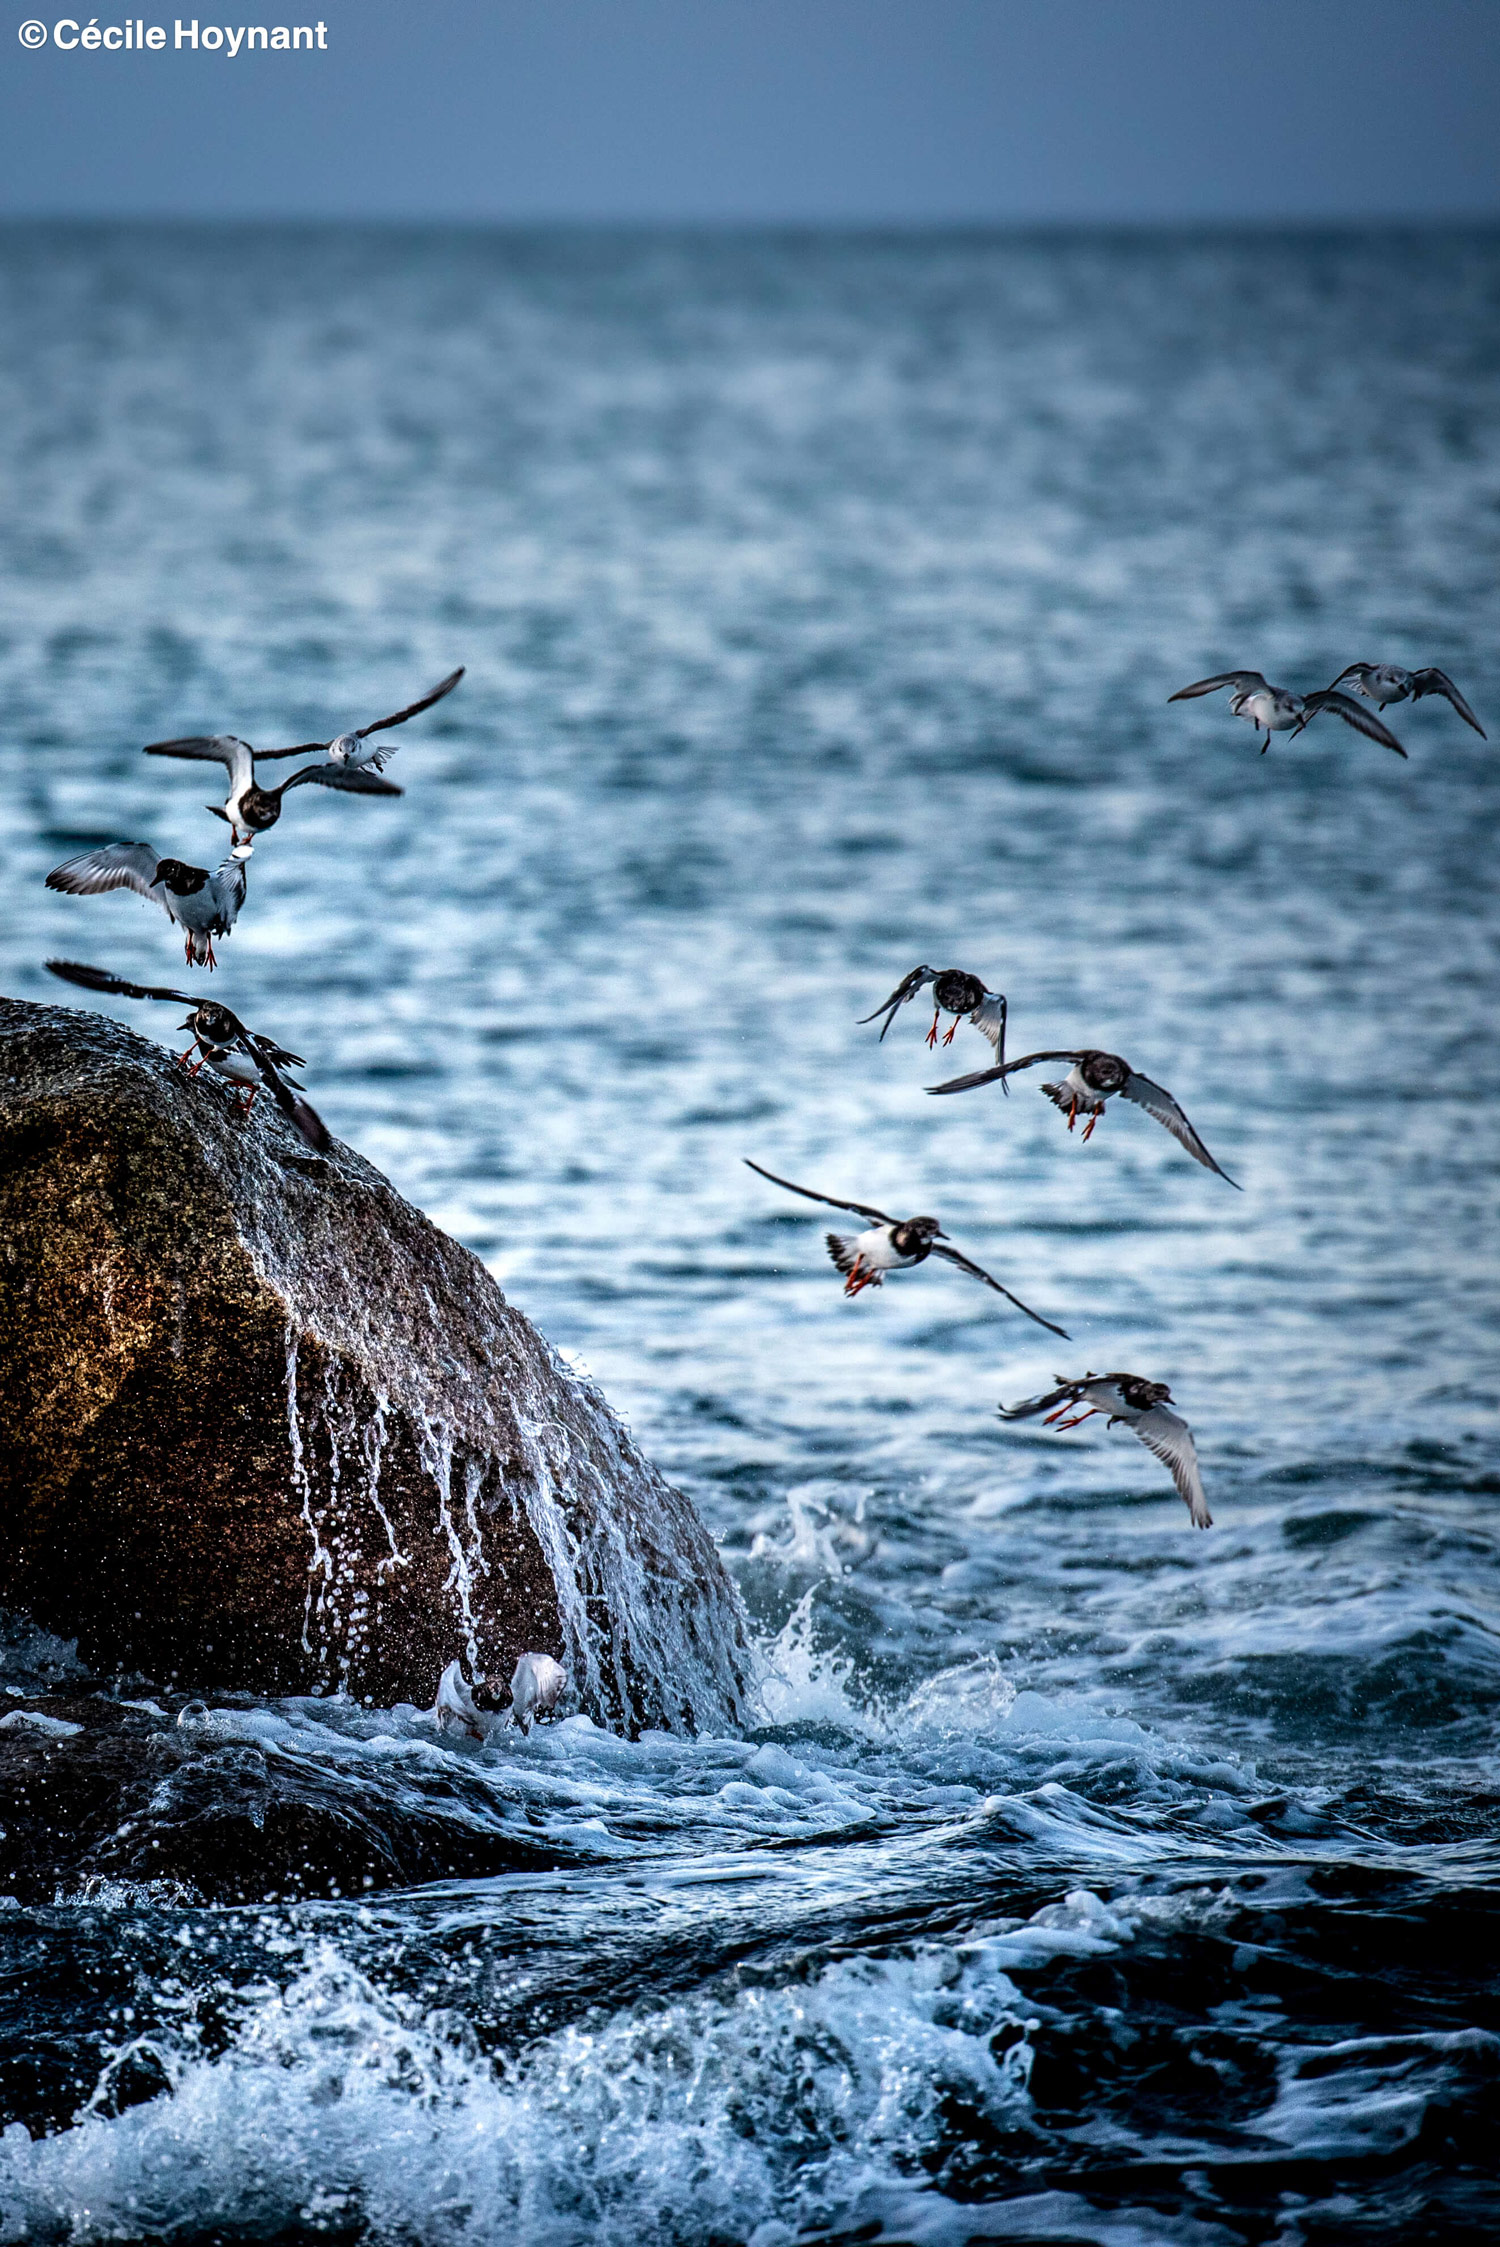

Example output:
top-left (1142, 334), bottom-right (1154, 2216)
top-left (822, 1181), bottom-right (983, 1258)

top-left (45, 842), bottom-right (247, 968)
top-left (431, 1659), bottom-right (487, 1742)
top-left (1324, 662), bottom-right (1485, 738)
top-left (45, 959), bottom-right (331, 1151)
top-left (1168, 670), bottom-right (1406, 756)
top-left (251, 666), bottom-right (467, 774)
top-left (141, 734), bottom-right (402, 849)
top-left (999, 1374), bottom-right (1211, 1528)
top-left (859, 966), bottom-right (1007, 1072)
top-left (506, 1652), bottom-right (567, 1732)
top-left (927, 1047), bottom-right (1237, 1186)
top-left (744, 1158), bottom-right (1067, 1335)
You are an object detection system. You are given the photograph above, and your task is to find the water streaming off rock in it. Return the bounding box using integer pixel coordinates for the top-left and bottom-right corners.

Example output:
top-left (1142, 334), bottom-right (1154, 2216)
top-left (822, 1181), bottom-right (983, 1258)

top-left (0, 224), bottom-right (1497, 2244)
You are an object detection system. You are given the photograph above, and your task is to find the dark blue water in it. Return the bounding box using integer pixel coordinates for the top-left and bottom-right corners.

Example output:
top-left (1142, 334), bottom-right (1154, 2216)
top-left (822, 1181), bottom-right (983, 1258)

top-left (0, 224), bottom-right (1498, 2244)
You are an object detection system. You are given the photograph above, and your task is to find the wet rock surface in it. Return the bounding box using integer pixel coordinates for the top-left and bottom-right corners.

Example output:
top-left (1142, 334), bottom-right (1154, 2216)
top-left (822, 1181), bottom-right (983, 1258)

top-left (0, 999), bottom-right (748, 1729)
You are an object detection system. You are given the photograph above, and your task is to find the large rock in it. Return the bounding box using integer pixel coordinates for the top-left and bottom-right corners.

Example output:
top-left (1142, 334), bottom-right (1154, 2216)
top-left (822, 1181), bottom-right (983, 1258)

top-left (0, 998), bottom-right (749, 1730)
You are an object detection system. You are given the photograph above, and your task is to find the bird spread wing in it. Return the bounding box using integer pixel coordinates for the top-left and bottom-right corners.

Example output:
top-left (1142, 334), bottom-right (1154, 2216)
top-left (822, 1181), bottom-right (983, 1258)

top-left (998, 1382), bottom-right (1085, 1421)
top-left (969, 994), bottom-right (1007, 1070)
top-left (926, 1050), bottom-right (1078, 1097)
top-left (250, 1033), bottom-right (307, 1070)
top-left (241, 1038), bottom-right (331, 1153)
top-left (1299, 692), bottom-right (1407, 756)
top-left (46, 958), bottom-right (197, 1006)
top-left (744, 1159), bottom-right (893, 1225)
top-left (356, 665), bottom-right (466, 738)
top-left (1325, 663), bottom-right (1374, 693)
top-left (856, 967), bottom-right (935, 1038)
top-left (1412, 669), bottom-right (1485, 736)
top-left (1119, 1070), bottom-right (1239, 1185)
top-left (45, 842), bottom-right (177, 900)
top-left (208, 854), bottom-right (248, 923)
top-left (276, 762), bottom-right (404, 798)
top-left (143, 736), bottom-right (257, 791)
top-left (1168, 672), bottom-right (1267, 701)
top-left (930, 1246), bottom-right (1068, 1336)
top-left (1132, 1405), bottom-right (1211, 1528)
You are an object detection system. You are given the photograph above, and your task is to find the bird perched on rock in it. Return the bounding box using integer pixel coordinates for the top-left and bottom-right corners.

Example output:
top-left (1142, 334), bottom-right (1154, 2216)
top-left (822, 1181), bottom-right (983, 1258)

top-left (45, 959), bottom-right (331, 1151)
top-left (506, 1652), bottom-right (567, 1732)
top-left (859, 965), bottom-right (1008, 1073)
top-left (1168, 670), bottom-right (1406, 756)
top-left (927, 1046), bottom-right (1237, 1185)
top-left (998, 1374), bottom-right (1211, 1528)
top-left (1323, 662), bottom-right (1484, 738)
top-left (45, 842), bottom-right (247, 968)
top-left (250, 666), bottom-right (467, 774)
top-left (744, 1159), bottom-right (1067, 1334)
top-left (141, 733), bottom-right (402, 850)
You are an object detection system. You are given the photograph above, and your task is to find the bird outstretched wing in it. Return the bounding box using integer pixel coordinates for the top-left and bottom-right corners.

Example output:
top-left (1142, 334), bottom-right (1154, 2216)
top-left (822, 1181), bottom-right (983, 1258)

top-left (243, 1038), bottom-right (331, 1153)
top-left (856, 966), bottom-right (935, 1039)
top-left (928, 1245), bottom-right (1068, 1336)
top-left (276, 762), bottom-right (404, 798)
top-left (46, 959), bottom-right (199, 1007)
top-left (926, 1051), bottom-right (1079, 1096)
top-left (1411, 669), bottom-right (1485, 737)
top-left (143, 735), bottom-right (259, 792)
top-left (45, 842), bottom-right (179, 900)
top-left (744, 1159), bottom-right (893, 1225)
top-left (1132, 1404), bottom-right (1211, 1528)
top-left (998, 1382), bottom-right (1086, 1421)
top-left (1168, 671), bottom-right (1267, 701)
top-left (1119, 1070), bottom-right (1238, 1185)
top-left (1298, 691), bottom-right (1406, 756)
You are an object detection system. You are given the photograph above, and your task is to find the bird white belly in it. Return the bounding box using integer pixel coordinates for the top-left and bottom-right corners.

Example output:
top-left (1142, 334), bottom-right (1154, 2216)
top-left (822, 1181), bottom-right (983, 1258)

top-left (207, 1049), bottom-right (259, 1088)
top-left (857, 1227), bottom-right (910, 1272)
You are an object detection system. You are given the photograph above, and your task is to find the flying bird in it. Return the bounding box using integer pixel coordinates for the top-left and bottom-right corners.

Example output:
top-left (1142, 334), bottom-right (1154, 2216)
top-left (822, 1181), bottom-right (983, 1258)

top-left (859, 966), bottom-right (1008, 1073)
top-left (45, 842), bottom-right (247, 968)
top-left (744, 1158), bottom-right (1067, 1335)
top-left (1168, 670), bottom-right (1406, 756)
top-left (251, 666), bottom-right (467, 774)
top-left (1323, 662), bottom-right (1484, 738)
top-left (506, 1652), bottom-right (568, 1733)
top-left (141, 733), bottom-right (402, 849)
top-left (999, 1374), bottom-right (1211, 1528)
top-left (44, 959), bottom-right (330, 1151)
top-left (927, 1047), bottom-right (1237, 1186)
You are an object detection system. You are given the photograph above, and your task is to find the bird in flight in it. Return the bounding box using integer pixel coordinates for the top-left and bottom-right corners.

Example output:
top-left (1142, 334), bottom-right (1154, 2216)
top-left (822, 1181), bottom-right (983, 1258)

top-left (1323, 662), bottom-right (1484, 738)
top-left (250, 666), bottom-right (467, 774)
top-left (744, 1158), bottom-right (1067, 1334)
top-left (46, 842), bottom-right (247, 968)
top-left (45, 959), bottom-right (330, 1151)
top-left (1168, 670), bottom-right (1406, 756)
top-left (927, 1046), bottom-right (1237, 1185)
top-left (999, 1373), bottom-right (1211, 1528)
top-left (141, 733), bottom-right (402, 850)
top-left (859, 965), bottom-right (1008, 1074)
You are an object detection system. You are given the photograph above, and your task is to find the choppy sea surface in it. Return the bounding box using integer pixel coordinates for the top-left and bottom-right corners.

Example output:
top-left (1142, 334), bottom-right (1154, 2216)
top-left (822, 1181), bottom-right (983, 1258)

top-left (0, 224), bottom-right (1497, 2244)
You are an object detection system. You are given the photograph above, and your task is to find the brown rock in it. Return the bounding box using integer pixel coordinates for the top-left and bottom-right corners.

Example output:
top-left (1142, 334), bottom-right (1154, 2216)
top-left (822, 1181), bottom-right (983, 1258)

top-left (0, 998), bottom-right (749, 1730)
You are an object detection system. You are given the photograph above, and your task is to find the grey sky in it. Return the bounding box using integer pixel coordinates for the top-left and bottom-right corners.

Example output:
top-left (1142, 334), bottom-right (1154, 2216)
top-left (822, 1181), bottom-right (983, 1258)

top-left (2, 0), bottom-right (1498, 224)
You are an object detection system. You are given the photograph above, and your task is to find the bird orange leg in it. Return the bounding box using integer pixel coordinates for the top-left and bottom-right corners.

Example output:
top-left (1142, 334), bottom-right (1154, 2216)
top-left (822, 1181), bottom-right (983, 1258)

top-left (1054, 1408), bottom-right (1099, 1430)
top-left (1066, 1096), bottom-right (1079, 1131)
top-left (843, 1263), bottom-right (882, 1298)
top-left (238, 1089), bottom-right (257, 1116)
top-left (176, 1048), bottom-right (195, 1068)
top-left (925, 1012), bottom-right (941, 1048)
top-left (1081, 1110), bottom-right (1101, 1143)
top-left (941, 1018), bottom-right (958, 1045)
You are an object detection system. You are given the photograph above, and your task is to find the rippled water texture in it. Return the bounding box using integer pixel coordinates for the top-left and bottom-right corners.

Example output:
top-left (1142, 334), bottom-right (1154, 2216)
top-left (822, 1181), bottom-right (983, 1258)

top-left (0, 225), bottom-right (1498, 2243)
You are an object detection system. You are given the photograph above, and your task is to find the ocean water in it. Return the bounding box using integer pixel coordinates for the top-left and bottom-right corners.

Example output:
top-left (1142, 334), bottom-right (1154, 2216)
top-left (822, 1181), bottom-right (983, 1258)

top-left (0, 223), bottom-right (1498, 2243)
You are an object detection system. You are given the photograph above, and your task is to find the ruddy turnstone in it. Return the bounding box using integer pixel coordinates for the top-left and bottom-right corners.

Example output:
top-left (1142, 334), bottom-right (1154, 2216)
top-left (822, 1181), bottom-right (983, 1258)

top-left (999, 1374), bottom-right (1211, 1528)
top-left (859, 965), bottom-right (1007, 1073)
top-left (927, 1047), bottom-right (1237, 1185)
top-left (45, 842), bottom-right (247, 968)
top-left (507, 1652), bottom-right (567, 1732)
top-left (1168, 670), bottom-right (1406, 756)
top-left (744, 1159), bottom-right (1067, 1335)
top-left (45, 959), bottom-right (331, 1152)
top-left (253, 666), bottom-right (466, 775)
top-left (1324, 662), bottom-right (1484, 738)
top-left (142, 734), bottom-right (402, 849)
